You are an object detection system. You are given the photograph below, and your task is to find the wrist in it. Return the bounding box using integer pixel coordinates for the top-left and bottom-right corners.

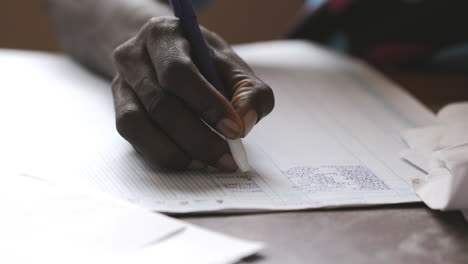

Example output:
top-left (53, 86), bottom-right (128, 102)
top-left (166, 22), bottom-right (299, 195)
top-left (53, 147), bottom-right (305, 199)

top-left (47, 0), bottom-right (173, 78)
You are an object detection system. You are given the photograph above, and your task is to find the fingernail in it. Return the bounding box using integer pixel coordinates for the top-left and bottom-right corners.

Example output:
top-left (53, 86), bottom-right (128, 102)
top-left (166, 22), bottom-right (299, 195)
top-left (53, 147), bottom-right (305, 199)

top-left (216, 153), bottom-right (238, 172)
top-left (188, 160), bottom-right (206, 170)
top-left (242, 110), bottom-right (258, 137)
top-left (217, 118), bottom-right (241, 139)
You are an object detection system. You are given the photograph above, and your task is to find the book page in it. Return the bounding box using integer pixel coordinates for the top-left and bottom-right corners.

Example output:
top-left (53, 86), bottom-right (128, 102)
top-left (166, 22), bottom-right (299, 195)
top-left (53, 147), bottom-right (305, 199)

top-left (0, 41), bottom-right (435, 213)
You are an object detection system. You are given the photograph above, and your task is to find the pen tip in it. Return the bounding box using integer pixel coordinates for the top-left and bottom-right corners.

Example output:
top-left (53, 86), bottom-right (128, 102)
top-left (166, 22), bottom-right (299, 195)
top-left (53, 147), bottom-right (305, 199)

top-left (238, 165), bottom-right (251, 173)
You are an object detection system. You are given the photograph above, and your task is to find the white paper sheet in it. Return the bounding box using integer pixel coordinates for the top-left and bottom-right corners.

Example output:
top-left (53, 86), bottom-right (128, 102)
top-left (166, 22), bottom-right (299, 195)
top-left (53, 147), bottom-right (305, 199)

top-left (0, 174), bottom-right (262, 264)
top-left (401, 102), bottom-right (468, 221)
top-left (0, 41), bottom-right (435, 213)
top-left (0, 174), bottom-right (183, 262)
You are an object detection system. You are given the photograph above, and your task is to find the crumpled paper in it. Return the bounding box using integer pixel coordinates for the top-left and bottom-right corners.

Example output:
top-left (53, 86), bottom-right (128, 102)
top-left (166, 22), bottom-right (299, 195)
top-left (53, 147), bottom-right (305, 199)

top-left (401, 102), bottom-right (468, 221)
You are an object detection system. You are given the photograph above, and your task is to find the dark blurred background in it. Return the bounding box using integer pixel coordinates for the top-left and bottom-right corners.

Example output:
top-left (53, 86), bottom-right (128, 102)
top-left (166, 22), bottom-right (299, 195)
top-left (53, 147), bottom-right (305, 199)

top-left (1, 0), bottom-right (303, 52)
top-left (4, 1), bottom-right (466, 110)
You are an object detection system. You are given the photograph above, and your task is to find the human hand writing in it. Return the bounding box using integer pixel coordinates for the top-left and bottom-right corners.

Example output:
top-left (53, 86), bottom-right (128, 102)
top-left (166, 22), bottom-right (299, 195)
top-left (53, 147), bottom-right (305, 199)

top-left (112, 17), bottom-right (274, 171)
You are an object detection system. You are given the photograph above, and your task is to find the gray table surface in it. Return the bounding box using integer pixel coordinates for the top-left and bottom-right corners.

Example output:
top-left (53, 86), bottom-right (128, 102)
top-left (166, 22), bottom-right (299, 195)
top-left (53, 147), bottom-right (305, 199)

top-left (181, 204), bottom-right (468, 264)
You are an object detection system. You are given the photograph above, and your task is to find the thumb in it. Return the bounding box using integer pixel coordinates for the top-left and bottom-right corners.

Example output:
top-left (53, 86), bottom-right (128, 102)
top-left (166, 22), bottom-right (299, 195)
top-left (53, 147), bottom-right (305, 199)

top-left (230, 75), bottom-right (274, 137)
top-left (207, 38), bottom-right (275, 137)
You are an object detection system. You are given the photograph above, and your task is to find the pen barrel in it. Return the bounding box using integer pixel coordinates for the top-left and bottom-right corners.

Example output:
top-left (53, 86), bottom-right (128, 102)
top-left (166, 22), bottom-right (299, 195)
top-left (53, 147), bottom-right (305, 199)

top-left (170, 0), bottom-right (228, 98)
top-left (182, 17), bottom-right (227, 97)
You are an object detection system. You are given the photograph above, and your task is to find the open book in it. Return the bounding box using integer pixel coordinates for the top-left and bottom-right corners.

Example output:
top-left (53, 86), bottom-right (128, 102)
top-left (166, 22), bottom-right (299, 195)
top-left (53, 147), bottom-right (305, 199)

top-left (0, 41), bottom-right (435, 213)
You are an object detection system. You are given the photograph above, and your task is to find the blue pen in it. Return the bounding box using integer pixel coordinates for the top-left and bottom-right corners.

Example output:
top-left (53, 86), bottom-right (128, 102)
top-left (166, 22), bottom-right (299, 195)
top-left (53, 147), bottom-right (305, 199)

top-left (169, 0), bottom-right (250, 172)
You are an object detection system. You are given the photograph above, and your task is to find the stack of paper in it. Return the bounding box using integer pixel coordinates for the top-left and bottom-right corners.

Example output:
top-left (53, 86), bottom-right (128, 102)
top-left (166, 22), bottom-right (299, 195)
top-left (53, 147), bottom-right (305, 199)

top-left (401, 102), bottom-right (468, 221)
top-left (0, 41), bottom-right (437, 213)
top-left (0, 174), bottom-right (262, 264)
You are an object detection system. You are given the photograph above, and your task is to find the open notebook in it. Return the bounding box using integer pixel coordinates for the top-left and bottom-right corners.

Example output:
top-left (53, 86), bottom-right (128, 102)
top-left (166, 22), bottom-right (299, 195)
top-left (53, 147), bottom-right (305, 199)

top-left (0, 41), bottom-right (435, 213)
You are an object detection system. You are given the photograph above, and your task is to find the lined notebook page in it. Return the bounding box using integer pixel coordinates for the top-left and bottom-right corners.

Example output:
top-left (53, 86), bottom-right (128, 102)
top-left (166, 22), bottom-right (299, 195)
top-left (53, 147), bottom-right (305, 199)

top-left (0, 41), bottom-right (435, 213)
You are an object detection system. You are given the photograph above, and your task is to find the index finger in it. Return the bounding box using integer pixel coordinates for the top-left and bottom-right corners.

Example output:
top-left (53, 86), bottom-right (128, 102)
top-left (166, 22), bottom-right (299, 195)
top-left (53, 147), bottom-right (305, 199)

top-left (145, 18), bottom-right (244, 139)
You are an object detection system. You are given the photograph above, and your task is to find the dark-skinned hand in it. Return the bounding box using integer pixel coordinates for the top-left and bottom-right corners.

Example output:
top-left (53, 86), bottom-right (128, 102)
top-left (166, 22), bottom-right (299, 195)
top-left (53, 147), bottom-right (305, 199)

top-left (112, 17), bottom-right (274, 172)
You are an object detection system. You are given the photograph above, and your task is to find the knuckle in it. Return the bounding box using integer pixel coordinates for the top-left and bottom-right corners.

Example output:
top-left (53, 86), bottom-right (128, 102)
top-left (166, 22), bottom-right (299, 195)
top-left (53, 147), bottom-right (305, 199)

top-left (158, 57), bottom-right (192, 86)
top-left (115, 106), bottom-right (142, 140)
top-left (113, 43), bottom-right (131, 64)
top-left (146, 16), bottom-right (179, 37)
top-left (146, 16), bottom-right (163, 26)
top-left (201, 28), bottom-right (217, 40)
top-left (213, 51), bottom-right (232, 65)
top-left (113, 39), bottom-right (139, 68)
top-left (211, 44), bottom-right (234, 62)
top-left (201, 27), bottom-right (227, 48)
top-left (162, 57), bottom-right (192, 75)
